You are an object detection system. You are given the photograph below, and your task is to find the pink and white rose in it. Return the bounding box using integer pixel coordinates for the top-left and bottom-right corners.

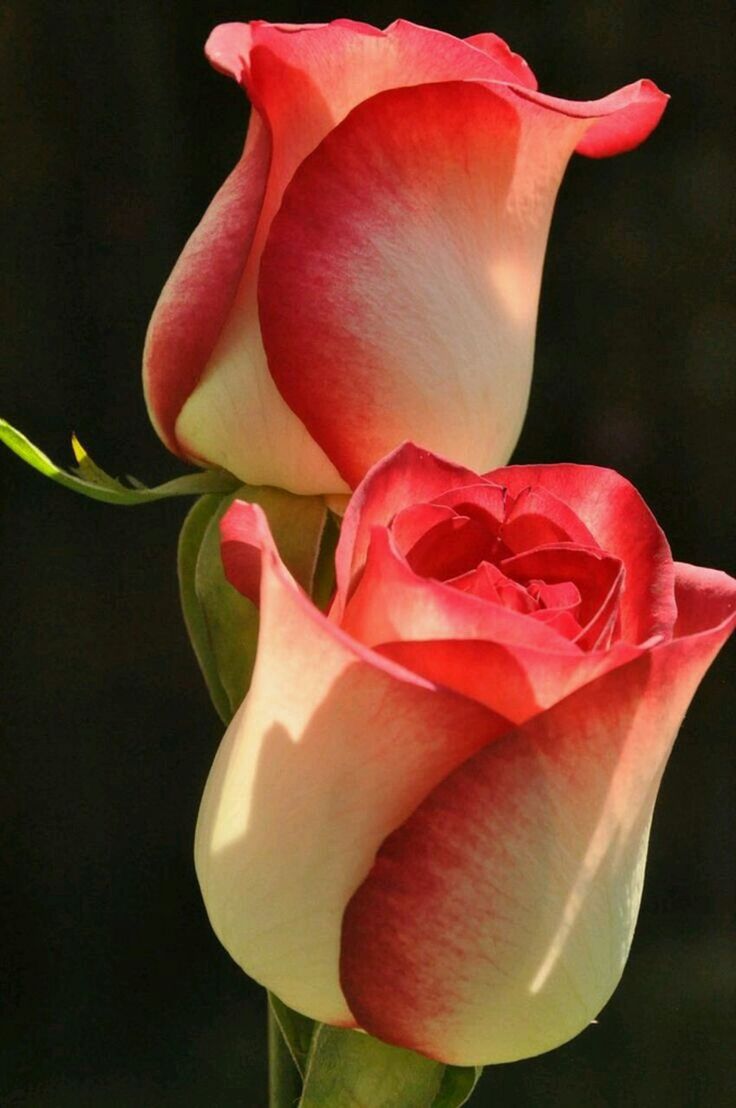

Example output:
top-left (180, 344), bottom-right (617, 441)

top-left (144, 20), bottom-right (667, 494)
top-left (194, 444), bottom-right (734, 1065)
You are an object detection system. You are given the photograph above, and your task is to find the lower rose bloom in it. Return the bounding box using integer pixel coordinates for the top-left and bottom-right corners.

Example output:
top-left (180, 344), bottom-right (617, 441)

top-left (195, 444), bottom-right (735, 1065)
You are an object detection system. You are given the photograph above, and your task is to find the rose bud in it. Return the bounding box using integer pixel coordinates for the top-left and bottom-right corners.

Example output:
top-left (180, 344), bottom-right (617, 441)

top-left (144, 20), bottom-right (667, 494)
top-left (194, 444), bottom-right (735, 1066)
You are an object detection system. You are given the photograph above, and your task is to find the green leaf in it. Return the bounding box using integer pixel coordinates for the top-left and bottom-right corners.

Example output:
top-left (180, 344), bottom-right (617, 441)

top-left (269, 993), bottom-right (315, 1079)
top-left (0, 419), bottom-right (239, 505)
top-left (182, 484), bottom-right (328, 721)
top-left (177, 495), bottom-right (233, 725)
top-left (299, 1026), bottom-right (445, 1108)
top-left (432, 1065), bottom-right (483, 1107)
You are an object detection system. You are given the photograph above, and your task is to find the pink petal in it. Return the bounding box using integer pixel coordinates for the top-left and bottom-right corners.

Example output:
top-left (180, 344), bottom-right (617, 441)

top-left (432, 483), bottom-right (508, 533)
top-left (489, 464), bottom-right (677, 643)
top-left (390, 502), bottom-right (460, 556)
top-left (142, 113), bottom-right (270, 456)
top-left (465, 32), bottom-right (538, 89)
top-left (404, 515), bottom-right (499, 580)
top-left (448, 562), bottom-right (536, 610)
top-left (509, 78), bottom-right (668, 158)
top-left (500, 544), bottom-right (624, 650)
top-left (341, 527), bottom-right (581, 654)
top-left (377, 637), bottom-right (642, 723)
top-left (220, 499), bottom-right (265, 605)
top-left (501, 486), bottom-right (599, 552)
top-left (341, 572), bottom-right (735, 1064)
top-left (259, 80), bottom-right (553, 486)
top-left (334, 444), bottom-right (482, 620)
top-left (260, 70), bottom-right (665, 487)
top-left (195, 501), bottom-right (509, 1025)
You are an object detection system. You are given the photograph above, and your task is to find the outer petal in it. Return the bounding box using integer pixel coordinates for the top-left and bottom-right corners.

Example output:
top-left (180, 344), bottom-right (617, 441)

top-left (465, 32), bottom-right (538, 89)
top-left (171, 18), bottom-right (523, 490)
top-left (142, 112), bottom-right (270, 456)
top-left (341, 566), bottom-right (736, 1064)
top-left (490, 464), bottom-right (677, 643)
top-left (195, 502), bottom-right (509, 1024)
top-left (509, 78), bottom-right (668, 157)
top-left (260, 76), bottom-right (665, 487)
top-left (377, 637), bottom-right (642, 723)
top-left (259, 80), bottom-right (555, 487)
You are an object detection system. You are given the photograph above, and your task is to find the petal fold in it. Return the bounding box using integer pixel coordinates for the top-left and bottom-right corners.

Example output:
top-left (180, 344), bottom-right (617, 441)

top-left (196, 502), bottom-right (508, 1024)
top-left (259, 80), bottom-right (546, 486)
top-left (509, 78), bottom-right (668, 158)
top-left (142, 113), bottom-right (270, 456)
top-left (334, 444), bottom-right (481, 618)
top-left (342, 527), bottom-right (581, 654)
top-left (489, 465), bottom-right (677, 643)
top-left (341, 583), bottom-right (735, 1064)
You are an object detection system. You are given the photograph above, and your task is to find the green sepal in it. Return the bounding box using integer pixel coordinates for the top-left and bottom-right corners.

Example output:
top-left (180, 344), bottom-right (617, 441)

top-left (432, 1064), bottom-right (483, 1107)
top-left (269, 993), bottom-right (315, 1079)
top-left (178, 484), bottom-right (328, 722)
top-left (178, 495), bottom-right (233, 724)
top-left (0, 419), bottom-right (239, 504)
top-left (298, 1026), bottom-right (446, 1108)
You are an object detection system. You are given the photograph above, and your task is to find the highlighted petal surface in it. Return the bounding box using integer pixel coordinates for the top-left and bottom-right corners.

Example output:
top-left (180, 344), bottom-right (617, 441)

top-left (341, 571), bottom-right (735, 1063)
top-left (195, 502), bottom-right (508, 1023)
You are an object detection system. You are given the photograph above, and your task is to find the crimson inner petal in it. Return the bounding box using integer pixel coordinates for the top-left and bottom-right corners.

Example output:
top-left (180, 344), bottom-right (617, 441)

top-left (384, 482), bottom-right (626, 653)
top-left (528, 579), bottom-right (582, 616)
top-left (528, 607), bottom-right (585, 640)
top-left (501, 544), bottom-right (624, 649)
top-left (500, 486), bottom-right (599, 553)
top-left (432, 482), bottom-right (507, 533)
top-left (404, 515), bottom-right (499, 580)
top-left (390, 501), bottom-right (458, 557)
top-left (449, 561), bottom-right (538, 612)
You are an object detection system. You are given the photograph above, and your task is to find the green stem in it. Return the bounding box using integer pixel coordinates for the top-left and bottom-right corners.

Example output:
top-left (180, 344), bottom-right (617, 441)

top-left (268, 998), bottom-right (302, 1107)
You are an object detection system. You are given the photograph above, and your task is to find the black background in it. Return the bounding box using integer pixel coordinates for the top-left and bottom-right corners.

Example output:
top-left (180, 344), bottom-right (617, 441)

top-left (1, 2), bottom-right (734, 1105)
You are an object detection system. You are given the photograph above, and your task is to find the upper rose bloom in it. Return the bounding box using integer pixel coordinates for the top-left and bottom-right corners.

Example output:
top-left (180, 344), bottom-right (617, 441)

top-left (143, 20), bottom-right (667, 494)
top-left (195, 444), bottom-right (735, 1065)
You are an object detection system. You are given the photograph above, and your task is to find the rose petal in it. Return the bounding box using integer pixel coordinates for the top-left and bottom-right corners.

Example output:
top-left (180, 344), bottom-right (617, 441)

top-left (390, 502), bottom-right (459, 556)
top-left (531, 580), bottom-right (582, 615)
top-left (219, 18), bottom-right (528, 193)
top-left (334, 444), bottom-right (482, 620)
top-left (501, 486), bottom-right (599, 552)
top-left (404, 515), bottom-right (499, 581)
top-left (528, 606), bottom-right (587, 641)
top-left (465, 32), bottom-right (538, 90)
top-left (500, 544), bottom-right (624, 650)
top-left (142, 112), bottom-right (270, 457)
top-left (341, 570), bottom-right (736, 1064)
top-left (259, 79), bottom-right (573, 486)
top-left (673, 561), bottom-right (736, 635)
top-left (509, 78), bottom-right (668, 158)
top-left (196, 501), bottom-right (508, 1024)
top-left (219, 501), bottom-right (264, 605)
top-left (377, 637), bottom-right (642, 723)
top-left (175, 16), bottom-right (513, 490)
top-left (342, 527), bottom-right (581, 654)
top-left (431, 483), bottom-right (507, 534)
top-left (260, 73), bottom-right (666, 487)
top-left (449, 562), bottom-right (537, 611)
top-left (490, 465), bottom-right (677, 643)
